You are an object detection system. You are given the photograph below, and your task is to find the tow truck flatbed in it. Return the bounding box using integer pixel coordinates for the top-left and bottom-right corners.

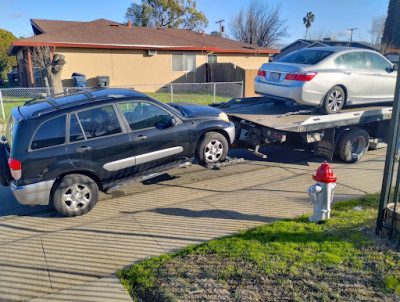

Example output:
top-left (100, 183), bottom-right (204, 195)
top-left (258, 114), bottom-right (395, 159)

top-left (212, 97), bottom-right (393, 162)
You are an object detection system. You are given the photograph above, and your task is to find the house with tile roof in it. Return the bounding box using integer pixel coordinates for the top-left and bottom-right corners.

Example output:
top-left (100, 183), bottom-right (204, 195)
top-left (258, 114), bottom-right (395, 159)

top-left (8, 18), bottom-right (278, 91)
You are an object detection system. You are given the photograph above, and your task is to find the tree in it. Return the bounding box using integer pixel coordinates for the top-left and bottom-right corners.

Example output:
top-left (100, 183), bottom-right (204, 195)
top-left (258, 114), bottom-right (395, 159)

top-left (125, 0), bottom-right (208, 30)
top-left (229, 1), bottom-right (288, 48)
top-left (368, 16), bottom-right (385, 45)
top-left (303, 11), bottom-right (315, 39)
top-left (29, 46), bottom-right (65, 94)
top-left (381, 0), bottom-right (400, 49)
top-left (0, 29), bottom-right (17, 80)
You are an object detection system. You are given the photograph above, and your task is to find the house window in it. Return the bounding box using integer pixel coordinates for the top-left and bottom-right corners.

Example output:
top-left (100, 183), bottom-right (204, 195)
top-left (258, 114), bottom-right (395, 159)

top-left (207, 54), bottom-right (218, 64)
top-left (172, 53), bottom-right (196, 72)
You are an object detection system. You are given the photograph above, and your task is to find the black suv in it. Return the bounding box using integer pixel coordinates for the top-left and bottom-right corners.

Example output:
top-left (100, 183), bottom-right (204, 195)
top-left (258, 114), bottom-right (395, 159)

top-left (0, 89), bottom-right (235, 216)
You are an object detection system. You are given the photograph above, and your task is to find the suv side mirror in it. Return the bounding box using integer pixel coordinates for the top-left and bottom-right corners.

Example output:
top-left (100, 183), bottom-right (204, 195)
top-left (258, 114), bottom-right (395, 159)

top-left (1, 135), bottom-right (6, 143)
top-left (393, 64), bottom-right (398, 71)
top-left (155, 116), bottom-right (177, 130)
top-left (170, 116), bottom-right (177, 127)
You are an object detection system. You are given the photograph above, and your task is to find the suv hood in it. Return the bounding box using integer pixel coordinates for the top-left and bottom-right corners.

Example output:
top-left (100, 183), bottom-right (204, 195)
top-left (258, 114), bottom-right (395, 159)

top-left (168, 103), bottom-right (222, 118)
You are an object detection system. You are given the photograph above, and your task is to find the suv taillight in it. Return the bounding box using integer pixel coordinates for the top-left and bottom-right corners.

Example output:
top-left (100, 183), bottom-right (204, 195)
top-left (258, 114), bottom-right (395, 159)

top-left (8, 158), bottom-right (21, 180)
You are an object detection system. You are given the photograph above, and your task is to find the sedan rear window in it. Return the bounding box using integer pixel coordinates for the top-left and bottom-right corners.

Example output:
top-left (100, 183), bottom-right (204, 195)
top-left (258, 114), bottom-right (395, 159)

top-left (278, 50), bottom-right (333, 65)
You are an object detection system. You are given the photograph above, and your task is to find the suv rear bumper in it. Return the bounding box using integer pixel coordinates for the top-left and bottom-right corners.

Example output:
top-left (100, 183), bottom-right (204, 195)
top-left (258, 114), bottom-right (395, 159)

top-left (11, 179), bottom-right (55, 206)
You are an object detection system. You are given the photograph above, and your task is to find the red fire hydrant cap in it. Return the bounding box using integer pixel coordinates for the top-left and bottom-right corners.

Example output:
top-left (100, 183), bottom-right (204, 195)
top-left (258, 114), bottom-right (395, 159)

top-left (312, 161), bottom-right (337, 183)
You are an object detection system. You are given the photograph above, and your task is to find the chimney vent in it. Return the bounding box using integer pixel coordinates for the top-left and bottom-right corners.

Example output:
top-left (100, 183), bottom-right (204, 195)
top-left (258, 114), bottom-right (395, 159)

top-left (202, 30), bottom-right (205, 36)
top-left (128, 20), bottom-right (132, 28)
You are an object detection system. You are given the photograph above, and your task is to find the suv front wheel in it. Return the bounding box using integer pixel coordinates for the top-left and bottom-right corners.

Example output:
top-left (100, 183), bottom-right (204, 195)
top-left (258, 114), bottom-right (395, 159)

top-left (196, 132), bottom-right (228, 166)
top-left (53, 174), bottom-right (98, 217)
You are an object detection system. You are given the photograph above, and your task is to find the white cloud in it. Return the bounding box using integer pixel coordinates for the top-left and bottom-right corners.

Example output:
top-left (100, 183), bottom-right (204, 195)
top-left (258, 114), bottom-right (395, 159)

top-left (337, 30), bottom-right (351, 37)
top-left (11, 13), bottom-right (25, 18)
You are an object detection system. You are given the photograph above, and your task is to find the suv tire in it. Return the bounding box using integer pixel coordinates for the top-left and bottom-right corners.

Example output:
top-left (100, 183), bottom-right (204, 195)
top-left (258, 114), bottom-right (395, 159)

top-left (196, 132), bottom-right (228, 166)
top-left (53, 174), bottom-right (98, 217)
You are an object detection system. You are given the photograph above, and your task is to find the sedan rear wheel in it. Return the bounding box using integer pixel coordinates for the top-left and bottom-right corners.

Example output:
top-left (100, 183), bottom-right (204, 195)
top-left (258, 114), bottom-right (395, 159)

top-left (321, 86), bottom-right (345, 114)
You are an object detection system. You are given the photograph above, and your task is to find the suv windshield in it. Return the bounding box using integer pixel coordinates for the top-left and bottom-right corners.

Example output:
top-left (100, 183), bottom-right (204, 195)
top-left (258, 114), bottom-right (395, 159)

top-left (278, 50), bottom-right (333, 65)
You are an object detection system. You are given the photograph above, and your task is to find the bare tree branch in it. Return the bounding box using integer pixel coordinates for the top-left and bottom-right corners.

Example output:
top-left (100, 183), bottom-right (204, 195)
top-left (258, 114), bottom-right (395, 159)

top-left (229, 1), bottom-right (288, 48)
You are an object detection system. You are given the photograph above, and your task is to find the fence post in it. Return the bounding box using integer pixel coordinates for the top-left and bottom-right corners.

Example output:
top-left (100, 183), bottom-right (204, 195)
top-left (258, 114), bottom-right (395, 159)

top-left (0, 90), bottom-right (5, 120)
top-left (241, 81), bottom-right (244, 98)
top-left (213, 82), bottom-right (216, 103)
top-left (170, 84), bottom-right (174, 102)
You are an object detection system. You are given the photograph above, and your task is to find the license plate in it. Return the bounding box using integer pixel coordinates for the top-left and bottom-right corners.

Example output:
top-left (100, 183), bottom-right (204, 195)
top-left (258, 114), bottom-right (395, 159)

top-left (269, 72), bottom-right (281, 82)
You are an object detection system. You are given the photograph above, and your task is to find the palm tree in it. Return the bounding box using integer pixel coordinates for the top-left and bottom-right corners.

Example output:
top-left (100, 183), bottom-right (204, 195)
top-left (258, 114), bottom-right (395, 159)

top-left (303, 11), bottom-right (315, 39)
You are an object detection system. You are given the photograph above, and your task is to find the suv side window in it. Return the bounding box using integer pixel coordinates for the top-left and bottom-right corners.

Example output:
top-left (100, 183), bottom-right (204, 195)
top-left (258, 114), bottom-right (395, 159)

top-left (118, 102), bottom-right (171, 131)
top-left (342, 52), bottom-right (367, 69)
top-left (365, 52), bottom-right (391, 70)
top-left (31, 115), bottom-right (66, 150)
top-left (69, 113), bottom-right (85, 142)
top-left (76, 105), bottom-right (122, 139)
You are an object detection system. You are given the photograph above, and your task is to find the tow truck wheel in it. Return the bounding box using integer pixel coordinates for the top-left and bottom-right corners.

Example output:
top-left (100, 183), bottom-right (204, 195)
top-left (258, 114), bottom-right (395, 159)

top-left (321, 86), bottom-right (345, 114)
top-left (337, 128), bottom-right (369, 163)
top-left (196, 132), bottom-right (228, 166)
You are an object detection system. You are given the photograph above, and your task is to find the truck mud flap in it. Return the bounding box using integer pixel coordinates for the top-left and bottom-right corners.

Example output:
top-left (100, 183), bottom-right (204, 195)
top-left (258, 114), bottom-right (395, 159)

top-left (314, 128), bottom-right (335, 161)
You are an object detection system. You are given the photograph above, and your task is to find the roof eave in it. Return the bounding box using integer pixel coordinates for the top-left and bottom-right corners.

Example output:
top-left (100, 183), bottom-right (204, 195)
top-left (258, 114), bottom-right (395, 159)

top-left (8, 41), bottom-right (279, 54)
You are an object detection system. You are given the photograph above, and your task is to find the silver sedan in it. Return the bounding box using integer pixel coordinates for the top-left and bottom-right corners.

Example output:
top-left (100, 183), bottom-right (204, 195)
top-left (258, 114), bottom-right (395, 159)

top-left (254, 46), bottom-right (397, 114)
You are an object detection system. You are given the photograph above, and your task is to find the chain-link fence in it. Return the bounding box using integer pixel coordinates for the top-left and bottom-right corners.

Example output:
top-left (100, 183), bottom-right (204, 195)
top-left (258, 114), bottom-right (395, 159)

top-left (0, 82), bottom-right (243, 120)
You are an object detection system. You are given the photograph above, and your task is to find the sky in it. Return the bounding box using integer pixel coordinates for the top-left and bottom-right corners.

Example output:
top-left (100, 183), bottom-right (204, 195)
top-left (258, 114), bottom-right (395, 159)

top-left (0, 0), bottom-right (390, 48)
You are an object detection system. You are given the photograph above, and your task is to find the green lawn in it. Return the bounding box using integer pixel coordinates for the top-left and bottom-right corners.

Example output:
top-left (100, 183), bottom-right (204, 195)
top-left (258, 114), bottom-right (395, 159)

top-left (146, 92), bottom-right (231, 105)
top-left (118, 195), bottom-right (400, 301)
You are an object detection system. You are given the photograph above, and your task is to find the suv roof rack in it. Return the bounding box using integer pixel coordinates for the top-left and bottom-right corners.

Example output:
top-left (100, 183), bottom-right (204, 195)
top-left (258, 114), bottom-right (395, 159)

top-left (24, 88), bottom-right (145, 118)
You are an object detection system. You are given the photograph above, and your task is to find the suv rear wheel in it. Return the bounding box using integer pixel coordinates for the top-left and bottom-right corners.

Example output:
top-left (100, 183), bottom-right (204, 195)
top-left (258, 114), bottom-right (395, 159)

top-left (196, 132), bottom-right (228, 166)
top-left (53, 174), bottom-right (98, 217)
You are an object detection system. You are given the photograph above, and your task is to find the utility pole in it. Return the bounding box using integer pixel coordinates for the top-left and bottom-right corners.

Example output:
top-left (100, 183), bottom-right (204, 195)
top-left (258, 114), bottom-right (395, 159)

top-left (348, 27), bottom-right (358, 42)
top-left (216, 19), bottom-right (225, 34)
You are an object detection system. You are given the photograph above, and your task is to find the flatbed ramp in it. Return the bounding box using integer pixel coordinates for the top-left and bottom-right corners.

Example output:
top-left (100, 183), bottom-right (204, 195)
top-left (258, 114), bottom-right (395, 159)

top-left (215, 98), bottom-right (392, 133)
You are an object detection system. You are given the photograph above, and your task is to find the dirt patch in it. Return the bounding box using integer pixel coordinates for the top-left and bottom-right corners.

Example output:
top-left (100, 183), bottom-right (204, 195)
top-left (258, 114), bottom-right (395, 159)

top-left (133, 251), bottom-right (397, 302)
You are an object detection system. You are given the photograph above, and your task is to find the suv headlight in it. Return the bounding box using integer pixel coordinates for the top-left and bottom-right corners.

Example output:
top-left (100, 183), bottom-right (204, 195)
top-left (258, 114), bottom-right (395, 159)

top-left (218, 112), bottom-right (230, 123)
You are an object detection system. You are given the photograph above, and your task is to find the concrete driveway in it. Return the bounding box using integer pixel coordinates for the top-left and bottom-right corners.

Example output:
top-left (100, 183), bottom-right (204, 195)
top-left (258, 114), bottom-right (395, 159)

top-left (0, 146), bottom-right (387, 301)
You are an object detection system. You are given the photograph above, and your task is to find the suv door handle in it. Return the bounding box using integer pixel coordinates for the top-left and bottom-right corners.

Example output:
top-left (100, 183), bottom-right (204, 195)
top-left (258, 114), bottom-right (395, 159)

top-left (133, 135), bottom-right (147, 141)
top-left (344, 72), bottom-right (351, 75)
top-left (76, 146), bottom-right (92, 153)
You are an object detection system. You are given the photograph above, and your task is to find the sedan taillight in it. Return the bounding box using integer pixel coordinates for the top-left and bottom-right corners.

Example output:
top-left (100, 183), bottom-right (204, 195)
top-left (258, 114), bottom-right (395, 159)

top-left (8, 158), bottom-right (21, 180)
top-left (257, 69), bottom-right (266, 77)
top-left (285, 72), bottom-right (318, 81)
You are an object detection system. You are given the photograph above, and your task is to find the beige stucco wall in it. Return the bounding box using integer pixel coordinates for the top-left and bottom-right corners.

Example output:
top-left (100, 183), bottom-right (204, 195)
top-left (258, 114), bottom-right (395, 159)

top-left (55, 47), bottom-right (270, 91)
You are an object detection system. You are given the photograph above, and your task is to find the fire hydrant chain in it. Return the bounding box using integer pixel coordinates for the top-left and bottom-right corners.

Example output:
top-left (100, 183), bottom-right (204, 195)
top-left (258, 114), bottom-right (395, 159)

top-left (308, 161), bottom-right (337, 222)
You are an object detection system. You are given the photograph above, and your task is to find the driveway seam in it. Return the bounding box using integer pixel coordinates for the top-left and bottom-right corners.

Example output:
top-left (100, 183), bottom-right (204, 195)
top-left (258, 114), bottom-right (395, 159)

top-left (128, 213), bottom-right (168, 254)
top-left (40, 238), bottom-right (53, 290)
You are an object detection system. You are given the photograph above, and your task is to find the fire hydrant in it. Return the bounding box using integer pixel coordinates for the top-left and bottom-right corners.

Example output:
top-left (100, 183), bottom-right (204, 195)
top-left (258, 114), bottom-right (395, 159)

top-left (308, 161), bottom-right (337, 222)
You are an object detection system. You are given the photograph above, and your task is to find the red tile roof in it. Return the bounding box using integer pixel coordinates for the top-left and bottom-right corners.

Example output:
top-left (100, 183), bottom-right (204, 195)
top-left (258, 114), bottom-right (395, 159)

top-left (9, 19), bottom-right (279, 55)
